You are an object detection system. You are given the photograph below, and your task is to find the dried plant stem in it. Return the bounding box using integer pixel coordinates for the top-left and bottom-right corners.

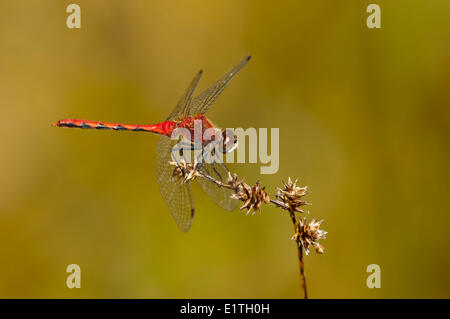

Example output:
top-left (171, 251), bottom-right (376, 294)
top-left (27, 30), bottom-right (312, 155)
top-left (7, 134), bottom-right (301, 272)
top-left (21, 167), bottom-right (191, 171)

top-left (289, 210), bottom-right (307, 299)
top-left (298, 246), bottom-right (307, 299)
top-left (197, 172), bottom-right (235, 189)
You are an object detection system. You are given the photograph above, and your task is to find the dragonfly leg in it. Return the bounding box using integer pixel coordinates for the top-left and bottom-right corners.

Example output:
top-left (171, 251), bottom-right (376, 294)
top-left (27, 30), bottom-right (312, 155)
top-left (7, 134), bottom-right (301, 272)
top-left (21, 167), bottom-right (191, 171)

top-left (219, 161), bottom-right (230, 174)
top-left (171, 141), bottom-right (196, 165)
top-left (170, 147), bottom-right (183, 169)
top-left (211, 163), bottom-right (223, 182)
top-left (195, 148), bottom-right (210, 177)
top-left (208, 149), bottom-right (223, 182)
top-left (199, 162), bottom-right (212, 177)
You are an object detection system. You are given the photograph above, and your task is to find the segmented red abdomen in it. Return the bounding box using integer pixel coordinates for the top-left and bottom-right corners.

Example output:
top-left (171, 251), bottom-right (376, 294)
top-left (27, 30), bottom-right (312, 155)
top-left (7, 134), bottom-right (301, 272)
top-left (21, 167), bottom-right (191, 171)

top-left (54, 119), bottom-right (176, 136)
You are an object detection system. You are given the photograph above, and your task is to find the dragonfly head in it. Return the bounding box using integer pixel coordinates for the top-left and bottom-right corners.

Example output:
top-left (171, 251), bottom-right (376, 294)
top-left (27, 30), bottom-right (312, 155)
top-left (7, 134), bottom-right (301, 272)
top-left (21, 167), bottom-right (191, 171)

top-left (221, 129), bottom-right (238, 154)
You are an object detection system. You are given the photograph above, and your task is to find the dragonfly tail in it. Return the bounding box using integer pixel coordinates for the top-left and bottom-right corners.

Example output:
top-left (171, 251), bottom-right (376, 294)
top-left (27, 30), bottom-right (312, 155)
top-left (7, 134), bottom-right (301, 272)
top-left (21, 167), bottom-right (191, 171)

top-left (53, 119), bottom-right (173, 134)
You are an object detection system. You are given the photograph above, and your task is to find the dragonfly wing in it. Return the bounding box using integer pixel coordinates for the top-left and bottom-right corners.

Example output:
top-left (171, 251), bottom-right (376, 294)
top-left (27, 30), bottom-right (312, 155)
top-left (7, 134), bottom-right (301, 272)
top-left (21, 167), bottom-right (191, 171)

top-left (197, 162), bottom-right (238, 212)
top-left (155, 135), bottom-right (195, 232)
top-left (166, 70), bottom-right (203, 121)
top-left (188, 56), bottom-right (251, 116)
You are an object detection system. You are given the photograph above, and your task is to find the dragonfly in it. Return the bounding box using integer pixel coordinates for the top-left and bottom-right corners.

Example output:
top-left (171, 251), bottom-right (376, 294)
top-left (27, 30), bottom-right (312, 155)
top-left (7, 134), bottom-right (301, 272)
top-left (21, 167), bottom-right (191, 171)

top-left (54, 56), bottom-right (251, 232)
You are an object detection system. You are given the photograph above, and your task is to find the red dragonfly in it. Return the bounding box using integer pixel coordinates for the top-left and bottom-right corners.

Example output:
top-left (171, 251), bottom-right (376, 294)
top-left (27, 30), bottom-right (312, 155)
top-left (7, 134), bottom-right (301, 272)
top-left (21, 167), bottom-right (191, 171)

top-left (54, 56), bottom-right (251, 232)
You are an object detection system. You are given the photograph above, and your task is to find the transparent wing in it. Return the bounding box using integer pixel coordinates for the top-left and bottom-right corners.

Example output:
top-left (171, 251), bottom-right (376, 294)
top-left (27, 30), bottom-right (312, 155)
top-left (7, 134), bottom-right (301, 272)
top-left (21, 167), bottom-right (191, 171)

top-left (188, 56), bottom-right (251, 116)
top-left (166, 70), bottom-right (203, 121)
top-left (155, 135), bottom-right (195, 232)
top-left (197, 161), bottom-right (238, 211)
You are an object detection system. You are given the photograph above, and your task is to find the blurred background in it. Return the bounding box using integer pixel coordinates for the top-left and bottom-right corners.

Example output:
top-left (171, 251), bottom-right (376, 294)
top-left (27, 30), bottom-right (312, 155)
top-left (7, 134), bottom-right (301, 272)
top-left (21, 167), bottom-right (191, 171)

top-left (0, 0), bottom-right (449, 298)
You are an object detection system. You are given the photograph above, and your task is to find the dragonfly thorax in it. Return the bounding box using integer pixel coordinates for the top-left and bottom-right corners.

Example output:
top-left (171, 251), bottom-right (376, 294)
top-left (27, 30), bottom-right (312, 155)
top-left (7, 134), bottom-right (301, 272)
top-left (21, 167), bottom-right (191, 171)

top-left (174, 115), bottom-right (237, 153)
top-left (177, 115), bottom-right (216, 143)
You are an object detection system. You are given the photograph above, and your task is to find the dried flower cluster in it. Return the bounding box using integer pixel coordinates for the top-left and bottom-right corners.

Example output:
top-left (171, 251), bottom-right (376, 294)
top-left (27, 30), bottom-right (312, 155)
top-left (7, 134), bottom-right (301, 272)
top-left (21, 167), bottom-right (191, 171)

top-left (276, 178), bottom-right (309, 213)
top-left (170, 160), bottom-right (200, 184)
top-left (231, 180), bottom-right (270, 215)
top-left (293, 218), bottom-right (327, 255)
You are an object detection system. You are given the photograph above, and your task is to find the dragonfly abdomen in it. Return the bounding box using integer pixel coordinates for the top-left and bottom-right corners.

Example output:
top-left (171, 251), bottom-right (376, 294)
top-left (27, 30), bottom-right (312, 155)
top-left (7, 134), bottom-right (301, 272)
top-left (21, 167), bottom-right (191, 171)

top-left (54, 119), bottom-right (175, 135)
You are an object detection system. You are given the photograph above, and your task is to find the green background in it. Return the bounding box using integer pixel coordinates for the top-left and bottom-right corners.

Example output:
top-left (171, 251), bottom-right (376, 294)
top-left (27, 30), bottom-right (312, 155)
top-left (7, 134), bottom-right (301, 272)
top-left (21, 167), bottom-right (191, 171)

top-left (0, 1), bottom-right (449, 298)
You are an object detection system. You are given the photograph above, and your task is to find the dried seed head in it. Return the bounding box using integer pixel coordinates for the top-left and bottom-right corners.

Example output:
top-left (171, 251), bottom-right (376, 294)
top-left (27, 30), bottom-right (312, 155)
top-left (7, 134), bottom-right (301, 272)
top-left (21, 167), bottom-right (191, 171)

top-left (276, 177), bottom-right (309, 213)
top-left (169, 160), bottom-right (201, 184)
top-left (231, 180), bottom-right (270, 215)
top-left (293, 218), bottom-right (327, 255)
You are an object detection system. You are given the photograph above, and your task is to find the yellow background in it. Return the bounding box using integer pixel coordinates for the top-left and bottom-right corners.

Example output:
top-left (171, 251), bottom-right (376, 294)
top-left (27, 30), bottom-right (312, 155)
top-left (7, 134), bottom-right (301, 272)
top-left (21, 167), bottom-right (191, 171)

top-left (0, 1), bottom-right (449, 298)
